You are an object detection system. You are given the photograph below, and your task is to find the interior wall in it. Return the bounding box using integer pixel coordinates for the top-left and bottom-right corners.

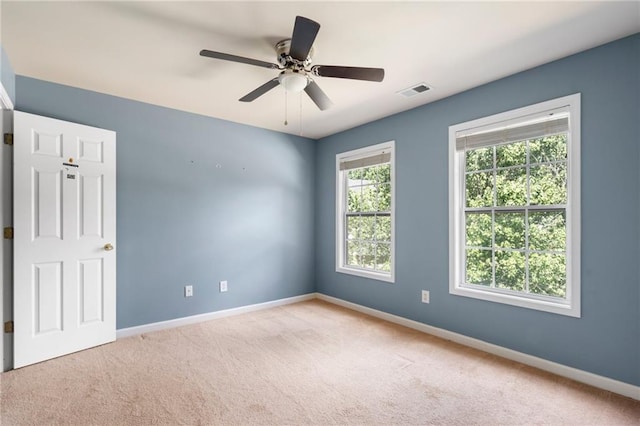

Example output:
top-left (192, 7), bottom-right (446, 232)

top-left (15, 78), bottom-right (316, 329)
top-left (315, 34), bottom-right (639, 386)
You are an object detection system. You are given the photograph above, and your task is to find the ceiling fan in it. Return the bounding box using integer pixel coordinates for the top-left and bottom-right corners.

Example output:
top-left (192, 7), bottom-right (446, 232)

top-left (200, 16), bottom-right (385, 111)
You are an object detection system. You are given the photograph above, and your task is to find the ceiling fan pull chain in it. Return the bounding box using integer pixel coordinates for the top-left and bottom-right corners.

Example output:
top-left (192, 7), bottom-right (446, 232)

top-left (284, 91), bottom-right (288, 126)
top-left (299, 92), bottom-right (303, 136)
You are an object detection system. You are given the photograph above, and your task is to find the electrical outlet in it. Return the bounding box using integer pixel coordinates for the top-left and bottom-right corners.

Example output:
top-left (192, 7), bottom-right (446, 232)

top-left (185, 285), bottom-right (193, 298)
top-left (421, 290), bottom-right (430, 304)
top-left (220, 280), bottom-right (228, 293)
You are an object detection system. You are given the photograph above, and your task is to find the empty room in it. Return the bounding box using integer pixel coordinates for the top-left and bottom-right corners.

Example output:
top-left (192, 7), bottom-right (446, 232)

top-left (0, 1), bottom-right (639, 424)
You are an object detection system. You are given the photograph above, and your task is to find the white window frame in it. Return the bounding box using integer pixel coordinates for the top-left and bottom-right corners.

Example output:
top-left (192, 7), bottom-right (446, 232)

top-left (449, 94), bottom-right (581, 317)
top-left (336, 141), bottom-right (395, 283)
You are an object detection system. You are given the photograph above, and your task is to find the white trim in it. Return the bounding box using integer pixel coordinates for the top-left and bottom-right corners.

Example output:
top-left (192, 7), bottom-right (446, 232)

top-left (335, 140), bottom-right (395, 283)
top-left (316, 293), bottom-right (640, 401)
top-left (0, 83), bottom-right (14, 110)
top-left (448, 93), bottom-right (581, 317)
top-left (116, 293), bottom-right (316, 339)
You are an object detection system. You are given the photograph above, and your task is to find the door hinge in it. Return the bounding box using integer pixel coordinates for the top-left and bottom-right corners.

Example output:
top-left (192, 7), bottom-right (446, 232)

top-left (3, 133), bottom-right (13, 146)
top-left (4, 321), bottom-right (13, 334)
top-left (3, 227), bottom-right (13, 239)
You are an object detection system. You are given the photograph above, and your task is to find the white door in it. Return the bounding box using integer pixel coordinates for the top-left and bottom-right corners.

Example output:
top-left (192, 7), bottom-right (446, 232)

top-left (13, 111), bottom-right (116, 368)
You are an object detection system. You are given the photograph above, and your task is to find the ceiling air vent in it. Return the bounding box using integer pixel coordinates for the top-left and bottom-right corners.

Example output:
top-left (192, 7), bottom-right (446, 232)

top-left (398, 83), bottom-right (432, 98)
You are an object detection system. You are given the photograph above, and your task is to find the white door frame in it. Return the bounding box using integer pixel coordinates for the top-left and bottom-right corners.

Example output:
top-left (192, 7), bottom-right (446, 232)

top-left (1, 81), bottom-right (15, 371)
top-left (0, 82), bottom-right (13, 111)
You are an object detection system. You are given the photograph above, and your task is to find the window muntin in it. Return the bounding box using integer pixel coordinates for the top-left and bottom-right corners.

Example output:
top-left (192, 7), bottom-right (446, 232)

top-left (449, 94), bottom-right (580, 317)
top-left (337, 141), bottom-right (395, 282)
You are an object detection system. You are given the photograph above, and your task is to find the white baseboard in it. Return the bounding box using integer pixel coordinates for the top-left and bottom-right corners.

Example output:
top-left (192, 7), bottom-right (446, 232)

top-left (316, 293), bottom-right (640, 401)
top-left (116, 293), bottom-right (316, 339)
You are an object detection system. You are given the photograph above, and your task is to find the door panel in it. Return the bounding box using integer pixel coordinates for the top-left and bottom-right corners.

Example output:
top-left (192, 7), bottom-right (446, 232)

top-left (33, 261), bottom-right (63, 334)
top-left (33, 169), bottom-right (63, 240)
top-left (32, 131), bottom-right (63, 157)
top-left (79, 139), bottom-right (104, 163)
top-left (14, 111), bottom-right (116, 368)
top-left (79, 174), bottom-right (104, 238)
top-left (79, 258), bottom-right (104, 324)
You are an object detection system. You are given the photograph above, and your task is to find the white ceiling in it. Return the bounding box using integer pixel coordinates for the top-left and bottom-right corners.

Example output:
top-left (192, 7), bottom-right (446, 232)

top-left (2, 1), bottom-right (639, 139)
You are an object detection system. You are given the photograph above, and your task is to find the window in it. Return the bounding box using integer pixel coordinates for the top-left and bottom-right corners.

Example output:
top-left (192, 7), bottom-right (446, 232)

top-left (449, 94), bottom-right (580, 317)
top-left (336, 141), bottom-right (395, 282)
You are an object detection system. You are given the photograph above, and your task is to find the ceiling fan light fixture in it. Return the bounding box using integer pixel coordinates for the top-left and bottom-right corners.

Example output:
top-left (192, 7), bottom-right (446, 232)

top-left (278, 70), bottom-right (308, 93)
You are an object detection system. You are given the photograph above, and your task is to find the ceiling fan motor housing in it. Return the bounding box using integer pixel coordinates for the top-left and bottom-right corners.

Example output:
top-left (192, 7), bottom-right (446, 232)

top-left (276, 39), bottom-right (314, 69)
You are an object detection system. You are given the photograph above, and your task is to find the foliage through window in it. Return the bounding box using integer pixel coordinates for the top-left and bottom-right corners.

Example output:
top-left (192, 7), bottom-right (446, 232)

top-left (337, 141), bottom-right (394, 282)
top-left (449, 94), bottom-right (580, 317)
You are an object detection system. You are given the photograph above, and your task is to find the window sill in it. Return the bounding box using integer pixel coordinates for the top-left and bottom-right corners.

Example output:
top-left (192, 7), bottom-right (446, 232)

top-left (450, 284), bottom-right (580, 318)
top-left (337, 266), bottom-right (394, 283)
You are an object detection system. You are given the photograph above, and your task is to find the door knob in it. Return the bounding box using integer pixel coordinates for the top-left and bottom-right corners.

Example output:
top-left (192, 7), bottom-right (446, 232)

top-left (104, 243), bottom-right (114, 251)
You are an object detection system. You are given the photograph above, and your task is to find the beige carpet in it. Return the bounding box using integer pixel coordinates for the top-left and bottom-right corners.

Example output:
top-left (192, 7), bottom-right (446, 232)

top-left (1, 299), bottom-right (638, 425)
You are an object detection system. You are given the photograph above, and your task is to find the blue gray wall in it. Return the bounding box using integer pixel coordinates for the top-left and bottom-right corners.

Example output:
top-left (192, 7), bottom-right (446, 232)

top-left (16, 78), bottom-right (316, 329)
top-left (0, 45), bottom-right (15, 105)
top-left (315, 34), bottom-right (639, 386)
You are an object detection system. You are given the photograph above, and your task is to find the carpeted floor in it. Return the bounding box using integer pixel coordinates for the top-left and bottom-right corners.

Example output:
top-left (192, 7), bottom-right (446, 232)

top-left (1, 299), bottom-right (638, 425)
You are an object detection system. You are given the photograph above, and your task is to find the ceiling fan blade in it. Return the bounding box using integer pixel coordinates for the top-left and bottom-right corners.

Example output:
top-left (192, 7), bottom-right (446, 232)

top-left (304, 80), bottom-right (333, 111)
top-left (200, 50), bottom-right (279, 69)
top-left (312, 65), bottom-right (385, 82)
top-left (289, 16), bottom-right (321, 61)
top-left (239, 78), bottom-right (280, 102)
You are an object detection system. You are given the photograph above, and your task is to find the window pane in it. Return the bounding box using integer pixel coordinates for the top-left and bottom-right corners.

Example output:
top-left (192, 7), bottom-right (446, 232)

top-left (361, 242), bottom-right (376, 269)
top-left (360, 216), bottom-right (375, 241)
top-left (360, 184), bottom-right (377, 212)
top-left (530, 164), bottom-right (567, 205)
top-left (347, 186), bottom-right (361, 212)
top-left (495, 250), bottom-right (525, 291)
top-left (374, 215), bottom-right (391, 242)
top-left (495, 212), bottom-right (525, 249)
top-left (466, 147), bottom-right (493, 172)
top-left (465, 249), bottom-right (492, 286)
top-left (346, 240), bottom-right (360, 267)
top-left (496, 167), bottom-right (526, 206)
top-left (529, 211), bottom-right (566, 251)
top-left (530, 134), bottom-right (567, 164)
top-left (369, 164), bottom-right (391, 184)
top-left (359, 165), bottom-right (378, 185)
top-left (376, 243), bottom-right (391, 272)
top-left (347, 168), bottom-right (364, 186)
top-left (377, 183), bottom-right (391, 212)
top-left (466, 171), bottom-right (494, 207)
top-left (465, 213), bottom-right (491, 248)
top-left (346, 215), bottom-right (360, 240)
top-left (529, 253), bottom-right (566, 298)
top-left (496, 141), bottom-right (526, 168)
